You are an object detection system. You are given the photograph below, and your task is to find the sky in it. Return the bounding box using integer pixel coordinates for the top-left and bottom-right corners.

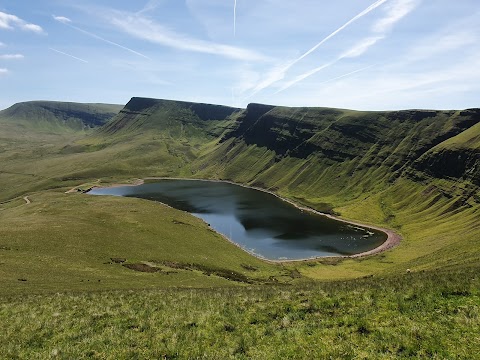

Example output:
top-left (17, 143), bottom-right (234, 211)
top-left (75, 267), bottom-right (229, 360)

top-left (0, 0), bottom-right (479, 110)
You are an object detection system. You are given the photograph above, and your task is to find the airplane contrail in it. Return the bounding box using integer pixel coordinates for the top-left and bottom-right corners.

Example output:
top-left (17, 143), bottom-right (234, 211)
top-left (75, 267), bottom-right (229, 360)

top-left (248, 0), bottom-right (389, 96)
top-left (54, 16), bottom-right (150, 60)
top-left (234, 0), bottom-right (237, 36)
top-left (67, 23), bottom-right (150, 59)
top-left (277, 63), bottom-right (375, 93)
top-left (318, 64), bottom-right (376, 85)
top-left (49, 47), bottom-right (88, 63)
top-left (291, 0), bottom-right (388, 66)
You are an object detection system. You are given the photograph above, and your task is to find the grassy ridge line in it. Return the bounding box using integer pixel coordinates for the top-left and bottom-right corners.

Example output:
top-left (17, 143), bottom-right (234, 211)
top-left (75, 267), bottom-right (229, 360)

top-left (0, 101), bottom-right (123, 133)
top-left (1, 267), bottom-right (478, 358)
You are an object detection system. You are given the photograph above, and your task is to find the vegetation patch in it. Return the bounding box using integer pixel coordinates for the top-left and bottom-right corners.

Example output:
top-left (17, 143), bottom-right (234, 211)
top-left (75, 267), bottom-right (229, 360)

top-left (122, 263), bottom-right (160, 273)
top-left (156, 260), bottom-right (254, 283)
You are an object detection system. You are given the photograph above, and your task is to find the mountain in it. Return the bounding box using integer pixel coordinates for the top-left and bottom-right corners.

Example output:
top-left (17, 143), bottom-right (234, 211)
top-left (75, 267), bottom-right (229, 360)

top-left (101, 97), bottom-right (240, 136)
top-left (1, 97), bottom-right (479, 276)
top-left (0, 101), bottom-right (123, 132)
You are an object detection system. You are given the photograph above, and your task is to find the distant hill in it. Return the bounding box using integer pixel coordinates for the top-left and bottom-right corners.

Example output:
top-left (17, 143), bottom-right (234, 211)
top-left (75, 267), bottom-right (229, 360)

top-left (101, 97), bottom-right (240, 136)
top-left (0, 101), bottom-right (123, 132)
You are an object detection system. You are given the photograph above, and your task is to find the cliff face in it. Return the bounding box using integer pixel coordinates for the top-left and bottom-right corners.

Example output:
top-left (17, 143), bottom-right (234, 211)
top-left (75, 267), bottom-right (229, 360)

top-left (102, 97), bottom-right (240, 135)
top-left (86, 97), bottom-right (479, 191)
top-left (220, 104), bottom-right (480, 184)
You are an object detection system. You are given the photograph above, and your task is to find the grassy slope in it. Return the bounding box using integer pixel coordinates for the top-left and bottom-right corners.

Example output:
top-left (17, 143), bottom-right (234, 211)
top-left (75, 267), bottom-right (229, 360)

top-left (1, 98), bottom-right (479, 358)
top-left (0, 101), bottom-right (123, 132)
top-left (0, 99), bottom-right (290, 295)
top-left (1, 267), bottom-right (478, 359)
top-left (1, 98), bottom-right (479, 286)
top-left (193, 105), bottom-right (480, 279)
top-left (0, 191), bottom-right (288, 296)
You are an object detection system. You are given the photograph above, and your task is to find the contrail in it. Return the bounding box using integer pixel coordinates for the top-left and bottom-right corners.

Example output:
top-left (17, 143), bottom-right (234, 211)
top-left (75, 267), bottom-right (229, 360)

top-left (67, 23), bottom-right (150, 59)
top-left (248, 0), bottom-right (389, 96)
top-left (234, 0), bottom-right (237, 36)
top-left (318, 64), bottom-right (376, 85)
top-left (291, 0), bottom-right (388, 66)
top-left (54, 17), bottom-right (150, 60)
top-left (275, 62), bottom-right (335, 94)
top-left (276, 62), bottom-right (377, 94)
top-left (49, 47), bottom-right (88, 63)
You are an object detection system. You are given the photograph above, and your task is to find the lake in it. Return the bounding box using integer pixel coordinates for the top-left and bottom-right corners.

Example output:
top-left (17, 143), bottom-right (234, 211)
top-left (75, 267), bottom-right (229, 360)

top-left (89, 180), bottom-right (387, 260)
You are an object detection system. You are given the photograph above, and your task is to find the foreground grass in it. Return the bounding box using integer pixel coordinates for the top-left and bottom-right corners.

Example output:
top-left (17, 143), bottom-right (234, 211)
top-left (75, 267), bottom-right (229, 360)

top-left (1, 267), bottom-right (478, 359)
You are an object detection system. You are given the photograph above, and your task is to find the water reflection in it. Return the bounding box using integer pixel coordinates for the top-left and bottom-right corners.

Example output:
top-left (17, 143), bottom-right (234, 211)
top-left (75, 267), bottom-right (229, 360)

top-left (89, 180), bottom-right (387, 260)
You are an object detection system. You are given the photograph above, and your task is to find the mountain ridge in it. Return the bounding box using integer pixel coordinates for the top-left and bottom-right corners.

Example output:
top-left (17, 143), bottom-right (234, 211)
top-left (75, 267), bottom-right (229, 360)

top-left (0, 100), bottom-right (123, 132)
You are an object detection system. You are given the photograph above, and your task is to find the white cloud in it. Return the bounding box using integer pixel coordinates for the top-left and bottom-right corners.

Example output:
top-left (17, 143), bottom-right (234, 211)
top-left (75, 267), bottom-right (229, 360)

top-left (274, 0), bottom-right (420, 94)
top-left (405, 30), bottom-right (478, 63)
top-left (106, 11), bottom-right (270, 61)
top-left (52, 15), bottom-right (72, 24)
top-left (0, 42), bottom-right (5, 47)
top-left (0, 54), bottom-right (24, 60)
top-left (0, 68), bottom-right (8, 75)
top-left (287, 50), bottom-right (480, 110)
top-left (340, 36), bottom-right (384, 58)
top-left (137, 0), bottom-right (164, 15)
top-left (373, 0), bottom-right (420, 33)
top-left (245, 0), bottom-right (389, 96)
top-left (0, 11), bottom-right (45, 34)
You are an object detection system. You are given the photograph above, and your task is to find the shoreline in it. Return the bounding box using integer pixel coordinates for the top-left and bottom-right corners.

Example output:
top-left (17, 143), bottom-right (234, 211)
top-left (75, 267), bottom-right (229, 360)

top-left (86, 177), bottom-right (402, 263)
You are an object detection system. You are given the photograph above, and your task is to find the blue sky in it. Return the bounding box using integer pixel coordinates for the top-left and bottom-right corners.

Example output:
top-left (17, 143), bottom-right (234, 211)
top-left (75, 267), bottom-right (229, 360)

top-left (0, 0), bottom-right (479, 110)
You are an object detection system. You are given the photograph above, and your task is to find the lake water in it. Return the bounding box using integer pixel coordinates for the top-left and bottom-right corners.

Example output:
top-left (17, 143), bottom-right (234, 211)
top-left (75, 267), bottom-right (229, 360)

top-left (89, 180), bottom-right (387, 260)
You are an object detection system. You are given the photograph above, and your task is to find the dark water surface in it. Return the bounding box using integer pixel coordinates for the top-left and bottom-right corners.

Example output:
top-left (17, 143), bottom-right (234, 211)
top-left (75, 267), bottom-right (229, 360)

top-left (89, 180), bottom-right (387, 260)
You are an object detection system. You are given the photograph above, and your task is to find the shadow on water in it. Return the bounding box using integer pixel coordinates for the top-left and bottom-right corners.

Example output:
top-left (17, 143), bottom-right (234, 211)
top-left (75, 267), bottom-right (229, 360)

top-left (89, 180), bottom-right (387, 260)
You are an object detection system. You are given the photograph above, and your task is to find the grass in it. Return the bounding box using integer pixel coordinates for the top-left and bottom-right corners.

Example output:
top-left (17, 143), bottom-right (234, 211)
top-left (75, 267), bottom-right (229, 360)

top-left (0, 190), bottom-right (293, 295)
top-left (0, 98), bottom-right (479, 357)
top-left (1, 266), bottom-right (478, 359)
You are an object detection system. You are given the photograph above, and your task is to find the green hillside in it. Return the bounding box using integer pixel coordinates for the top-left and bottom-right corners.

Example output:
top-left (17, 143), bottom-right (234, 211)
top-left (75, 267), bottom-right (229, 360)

top-left (0, 101), bottom-right (123, 133)
top-left (1, 97), bottom-right (479, 358)
top-left (1, 97), bottom-right (479, 283)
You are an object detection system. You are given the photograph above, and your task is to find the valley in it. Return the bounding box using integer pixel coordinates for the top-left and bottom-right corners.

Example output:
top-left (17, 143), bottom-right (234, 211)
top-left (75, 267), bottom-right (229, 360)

top-left (0, 98), bottom-right (479, 358)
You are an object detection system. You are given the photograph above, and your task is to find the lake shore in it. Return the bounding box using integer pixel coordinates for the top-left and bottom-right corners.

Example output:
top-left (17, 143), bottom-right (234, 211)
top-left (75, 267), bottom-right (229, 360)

top-left (87, 177), bottom-right (402, 263)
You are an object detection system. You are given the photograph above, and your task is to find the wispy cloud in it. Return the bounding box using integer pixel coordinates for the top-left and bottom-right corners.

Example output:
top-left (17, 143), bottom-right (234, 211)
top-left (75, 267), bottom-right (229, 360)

top-left (275, 37), bottom-right (383, 94)
top-left (0, 42), bottom-right (4, 47)
top-left (0, 68), bottom-right (8, 75)
top-left (53, 15), bottom-right (71, 24)
top-left (137, 0), bottom-right (164, 15)
top-left (105, 11), bottom-right (269, 61)
top-left (53, 15), bottom-right (150, 59)
top-left (279, 64), bottom-right (376, 95)
top-left (247, 0), bottom-right (389, 97)
top-left (340, 36), bottom-right (385, 58)
top-left (0, 54), bottom-right (24, 60)
top-left (276, 0), bottom-right (420, 94)
top-left (0, 11), bottom-right (45, 34)
top-left (318, 64), bottom-right (376, 85)
top-left (373, 0), bottom-right (419, 33)
top-left (49, 47), bottom-right (88, 63)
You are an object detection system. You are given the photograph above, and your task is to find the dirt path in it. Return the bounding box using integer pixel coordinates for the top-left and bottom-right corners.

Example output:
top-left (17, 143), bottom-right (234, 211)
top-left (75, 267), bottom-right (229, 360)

top-left (23, 196), bottom-right (31, 205)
